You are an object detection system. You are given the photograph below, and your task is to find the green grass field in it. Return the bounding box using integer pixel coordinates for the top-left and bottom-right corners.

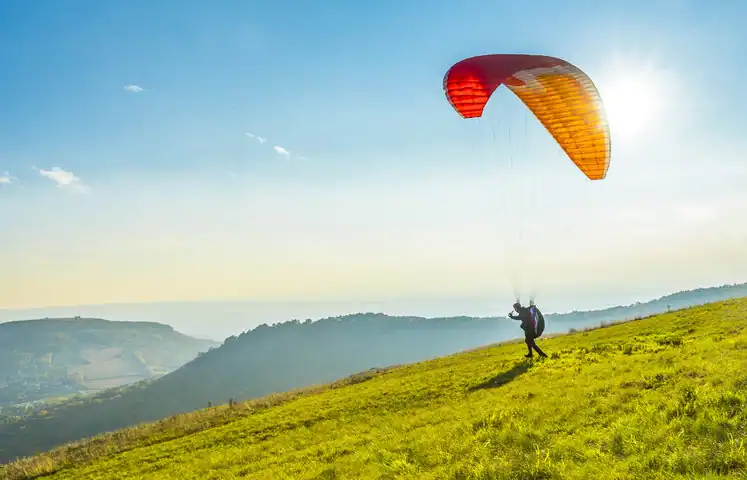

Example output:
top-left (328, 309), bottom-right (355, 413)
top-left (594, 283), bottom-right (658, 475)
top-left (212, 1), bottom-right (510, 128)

top-left (2, 298), bottom-right (746, 480)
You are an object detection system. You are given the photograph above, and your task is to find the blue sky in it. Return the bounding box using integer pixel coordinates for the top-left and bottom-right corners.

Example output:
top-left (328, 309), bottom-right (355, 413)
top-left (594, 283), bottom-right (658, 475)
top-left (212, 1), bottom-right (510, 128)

top-left (1, 0), bottom-right (746, 315)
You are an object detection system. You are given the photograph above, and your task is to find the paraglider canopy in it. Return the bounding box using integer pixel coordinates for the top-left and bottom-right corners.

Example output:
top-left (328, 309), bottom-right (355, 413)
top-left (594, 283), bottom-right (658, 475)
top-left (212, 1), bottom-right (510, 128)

top-left (443, 54), bottom-right (611, 180)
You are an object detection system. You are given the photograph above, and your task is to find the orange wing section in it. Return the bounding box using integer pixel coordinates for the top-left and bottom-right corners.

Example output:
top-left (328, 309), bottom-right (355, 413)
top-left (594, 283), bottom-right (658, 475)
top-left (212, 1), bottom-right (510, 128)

top-left (443, 54), bottom-right (611, 180)
top-left (505, 65), bottom-right (610, 180)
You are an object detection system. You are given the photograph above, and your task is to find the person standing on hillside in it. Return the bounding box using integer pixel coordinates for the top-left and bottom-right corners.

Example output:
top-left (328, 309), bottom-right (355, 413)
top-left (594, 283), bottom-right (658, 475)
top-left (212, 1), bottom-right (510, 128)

top-left (509, 301), bottom-right (548, 359)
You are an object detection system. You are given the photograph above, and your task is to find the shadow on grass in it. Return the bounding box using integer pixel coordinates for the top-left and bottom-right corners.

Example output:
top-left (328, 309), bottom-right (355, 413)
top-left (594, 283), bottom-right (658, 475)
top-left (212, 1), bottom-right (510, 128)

top-left (468, 361), bottom-right (533, 392)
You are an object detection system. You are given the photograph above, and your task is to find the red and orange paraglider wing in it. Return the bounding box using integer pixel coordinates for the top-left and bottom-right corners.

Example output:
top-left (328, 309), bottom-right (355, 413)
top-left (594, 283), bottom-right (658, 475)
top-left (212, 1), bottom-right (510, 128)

top-left (443, 54), bottom-right (611, 180)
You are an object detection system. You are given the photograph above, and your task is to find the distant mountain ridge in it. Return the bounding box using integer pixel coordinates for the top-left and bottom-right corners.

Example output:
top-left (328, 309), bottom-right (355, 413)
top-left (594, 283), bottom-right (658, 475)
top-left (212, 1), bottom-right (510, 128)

top-left (0, 282), bottom-right (744, 463)
top-left (548, 282), bottom-right (747, 324)
top-left (0, 317), bottom-right (218, 410)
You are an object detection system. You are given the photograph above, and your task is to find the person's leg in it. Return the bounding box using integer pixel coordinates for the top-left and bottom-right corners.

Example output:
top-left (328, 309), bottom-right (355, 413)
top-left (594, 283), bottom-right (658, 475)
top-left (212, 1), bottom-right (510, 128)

top-left (531, 338), bottom-right (548, 357)
top-left (524, 336), bottom-right (533, 357)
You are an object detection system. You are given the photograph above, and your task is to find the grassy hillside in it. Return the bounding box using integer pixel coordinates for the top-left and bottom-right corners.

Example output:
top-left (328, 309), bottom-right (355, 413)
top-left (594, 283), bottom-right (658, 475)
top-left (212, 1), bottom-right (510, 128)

top-left (0, 317), bottom-right (217, 411)
top-left (4, 283), bottom-right (744, 462)
top-left (2, 297), bottom-right (745, 479)
top-left (0, 313), bottom-right (523, 462)
top-left (0, 291), bottom-right (695, 463)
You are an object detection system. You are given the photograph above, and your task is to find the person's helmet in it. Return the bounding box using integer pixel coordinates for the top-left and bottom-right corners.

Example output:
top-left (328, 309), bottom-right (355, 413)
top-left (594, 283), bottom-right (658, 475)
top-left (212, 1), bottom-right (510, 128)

top-left (513, 302), bottom-right (521, 311)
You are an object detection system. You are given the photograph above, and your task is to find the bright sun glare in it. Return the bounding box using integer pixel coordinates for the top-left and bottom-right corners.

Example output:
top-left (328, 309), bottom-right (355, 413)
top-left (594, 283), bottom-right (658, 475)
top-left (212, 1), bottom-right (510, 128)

top-left (598, 63), bottom-right (666, 140)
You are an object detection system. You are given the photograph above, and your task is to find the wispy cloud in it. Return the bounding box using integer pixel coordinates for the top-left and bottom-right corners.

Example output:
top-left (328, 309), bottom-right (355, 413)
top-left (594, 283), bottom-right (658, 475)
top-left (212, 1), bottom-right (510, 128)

top-left (37, 167), bottom-right (90, 193)
top-left (273, 146), bottom-right (291, 157)
top-left (245, 132), bottom-right (267, 144)
top-left (124, 84), bottom-right (144, 93)
top-left (244, 132), bottom-right (312, 161)
top-left (0, 171), bottom-right (13, 184)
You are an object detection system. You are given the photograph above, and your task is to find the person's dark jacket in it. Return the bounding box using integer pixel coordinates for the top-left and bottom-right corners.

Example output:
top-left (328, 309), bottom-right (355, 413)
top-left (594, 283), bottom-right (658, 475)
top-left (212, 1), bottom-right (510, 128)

top-left (509, 306), bottom-right (536, 337)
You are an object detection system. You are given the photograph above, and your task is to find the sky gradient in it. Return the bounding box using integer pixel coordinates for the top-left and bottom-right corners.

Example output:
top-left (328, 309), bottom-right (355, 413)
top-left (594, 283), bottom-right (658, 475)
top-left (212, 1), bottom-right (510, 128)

top-left (1, 0), bottom-right (746, 317)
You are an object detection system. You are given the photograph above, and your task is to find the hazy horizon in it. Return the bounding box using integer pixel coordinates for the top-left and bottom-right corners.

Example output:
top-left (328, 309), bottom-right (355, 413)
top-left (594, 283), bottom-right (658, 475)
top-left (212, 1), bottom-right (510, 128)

top-left (2, 1), bottom-right (746, 329)
top-left (2, 280), bottom-right (744, 340)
